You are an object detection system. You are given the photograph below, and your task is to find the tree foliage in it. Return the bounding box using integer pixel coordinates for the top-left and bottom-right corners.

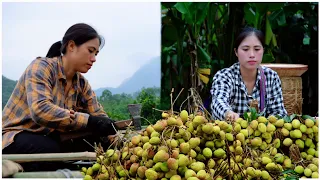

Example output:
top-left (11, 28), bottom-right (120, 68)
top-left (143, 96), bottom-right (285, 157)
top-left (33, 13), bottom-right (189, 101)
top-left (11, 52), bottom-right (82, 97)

top-left (136, 87), bottom-right (161, 125)
top-left (161, 2), bottom-right (318, 116)
top-left (98, 87), bottom-right (161, 125)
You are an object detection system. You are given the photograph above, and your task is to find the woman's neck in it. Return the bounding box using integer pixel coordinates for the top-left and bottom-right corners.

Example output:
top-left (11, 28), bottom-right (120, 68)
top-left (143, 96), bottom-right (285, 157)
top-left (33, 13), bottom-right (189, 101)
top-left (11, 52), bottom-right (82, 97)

top-left (61, 56), bottom-right (76, 82)
top-left (239, 66), bottom-right (257, 83)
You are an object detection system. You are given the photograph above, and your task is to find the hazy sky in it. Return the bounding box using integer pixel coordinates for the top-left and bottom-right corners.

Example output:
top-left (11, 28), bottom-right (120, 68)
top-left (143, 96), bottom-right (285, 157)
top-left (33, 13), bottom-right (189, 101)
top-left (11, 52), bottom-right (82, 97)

top-left (2, 2), bottom-right (160, 89)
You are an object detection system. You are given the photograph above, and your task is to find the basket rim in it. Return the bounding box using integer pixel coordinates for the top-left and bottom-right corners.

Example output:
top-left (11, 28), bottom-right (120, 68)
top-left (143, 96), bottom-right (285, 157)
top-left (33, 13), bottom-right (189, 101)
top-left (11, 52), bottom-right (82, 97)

top-left (261, 63), bottom-right (308, 69)
top-left (261, 64), bottom-right (308, 76)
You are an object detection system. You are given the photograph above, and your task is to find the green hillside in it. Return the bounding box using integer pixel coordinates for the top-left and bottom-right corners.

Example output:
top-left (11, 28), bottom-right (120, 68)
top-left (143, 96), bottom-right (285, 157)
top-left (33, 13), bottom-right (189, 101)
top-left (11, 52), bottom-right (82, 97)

top-left (2, 75), bottom-right (17, 109)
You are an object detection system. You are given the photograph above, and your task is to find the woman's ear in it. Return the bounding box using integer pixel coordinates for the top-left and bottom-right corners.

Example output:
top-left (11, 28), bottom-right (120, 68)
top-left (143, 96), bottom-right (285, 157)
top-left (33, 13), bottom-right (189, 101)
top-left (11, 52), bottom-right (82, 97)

top-left (67, 40), bottom-right (76, 52)
top-left (234, 48), bottom-right (238, 57)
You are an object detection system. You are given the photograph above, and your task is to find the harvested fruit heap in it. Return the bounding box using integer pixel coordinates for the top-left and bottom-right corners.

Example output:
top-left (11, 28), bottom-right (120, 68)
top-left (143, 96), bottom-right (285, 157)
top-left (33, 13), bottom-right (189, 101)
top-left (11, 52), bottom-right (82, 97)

top-left (80, 87), bottom-right (318, 180)
top-left (80, 108), bottom-right (319, 180)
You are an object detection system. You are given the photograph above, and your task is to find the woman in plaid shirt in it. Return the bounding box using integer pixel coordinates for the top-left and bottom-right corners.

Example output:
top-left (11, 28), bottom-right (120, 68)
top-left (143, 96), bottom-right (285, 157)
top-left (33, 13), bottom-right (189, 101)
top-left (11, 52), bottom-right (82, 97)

top-left (210, 27), bottom-right (287, 121)
top-left (2, 23), bottom-right (119, 171)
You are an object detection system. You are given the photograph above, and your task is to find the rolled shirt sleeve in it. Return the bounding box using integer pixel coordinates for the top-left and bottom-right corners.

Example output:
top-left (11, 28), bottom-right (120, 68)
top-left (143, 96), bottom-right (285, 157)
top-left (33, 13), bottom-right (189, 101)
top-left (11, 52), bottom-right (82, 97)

top-left (80, 78), bottom-right (109, 117)
top-left (211, 70), bottom-right (233, 120)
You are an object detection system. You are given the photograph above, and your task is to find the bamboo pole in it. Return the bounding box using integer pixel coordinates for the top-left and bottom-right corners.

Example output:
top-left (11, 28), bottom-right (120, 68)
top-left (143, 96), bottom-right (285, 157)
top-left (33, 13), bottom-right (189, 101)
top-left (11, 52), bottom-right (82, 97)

top-left (2, 152), bottom-right (96, 163)
top-left (12, 171), bottom-right (84, 178)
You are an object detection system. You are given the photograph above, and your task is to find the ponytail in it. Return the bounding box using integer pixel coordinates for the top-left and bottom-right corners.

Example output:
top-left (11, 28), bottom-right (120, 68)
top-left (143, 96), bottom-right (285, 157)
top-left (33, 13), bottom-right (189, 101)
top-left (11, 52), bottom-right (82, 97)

top-left (46, 41), bottom-right (62, 58)
top-left (46, 23), bottom-right (103, 58)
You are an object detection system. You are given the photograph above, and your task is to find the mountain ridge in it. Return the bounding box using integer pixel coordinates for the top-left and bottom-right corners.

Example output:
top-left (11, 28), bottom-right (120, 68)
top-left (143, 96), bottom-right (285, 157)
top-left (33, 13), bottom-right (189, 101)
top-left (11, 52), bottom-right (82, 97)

top-left (94, 56), bottom-right (160, 96)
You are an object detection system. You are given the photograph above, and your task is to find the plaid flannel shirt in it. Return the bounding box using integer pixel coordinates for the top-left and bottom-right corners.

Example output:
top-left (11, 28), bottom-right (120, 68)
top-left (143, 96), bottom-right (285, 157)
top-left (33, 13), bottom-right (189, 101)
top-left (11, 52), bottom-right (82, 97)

top-left (210, 62), bottom-right (287, 120)
top-left (2, 56), bottom-right (107, 149)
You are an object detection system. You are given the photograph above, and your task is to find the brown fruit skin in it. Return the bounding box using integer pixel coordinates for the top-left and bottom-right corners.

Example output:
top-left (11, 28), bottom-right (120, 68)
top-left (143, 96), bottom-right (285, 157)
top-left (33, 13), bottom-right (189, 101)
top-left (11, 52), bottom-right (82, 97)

top-left (153, 121), bottom-right (166, 132)
top-left (171, 150), bottom-right (179, 159)
top-left (167, 158), bottom-right (179, 170)
top-left (137, 166), bottom-right (147, 178)
top-left (129, 163), bottom-right (139, 176)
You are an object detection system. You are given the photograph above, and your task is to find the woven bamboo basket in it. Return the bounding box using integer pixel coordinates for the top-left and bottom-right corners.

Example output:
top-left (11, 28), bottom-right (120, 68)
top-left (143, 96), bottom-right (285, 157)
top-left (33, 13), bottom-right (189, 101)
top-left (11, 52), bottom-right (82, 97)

top-left (261, 64), bottom-right (308, 77)
top-left (261, 64), bottom-right (308, 115)
top-left (281, 77), bottom-right (303, 114)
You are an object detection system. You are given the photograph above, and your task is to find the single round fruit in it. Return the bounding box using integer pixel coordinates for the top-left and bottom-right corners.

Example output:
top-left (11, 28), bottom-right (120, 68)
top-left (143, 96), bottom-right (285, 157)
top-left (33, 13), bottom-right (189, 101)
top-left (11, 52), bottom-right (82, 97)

top-left (292, 119), bottom-right (301, 129)
top-left (283, 138), bottom-right (293, 146)
top-left (294, 165), bottom-right (304, 174)
top-left (84, 175), bottom-right (92, 180)
top-left (304, 168), bottom-right (312, 177)
top-left (203, 148), bottom-right (212, 158)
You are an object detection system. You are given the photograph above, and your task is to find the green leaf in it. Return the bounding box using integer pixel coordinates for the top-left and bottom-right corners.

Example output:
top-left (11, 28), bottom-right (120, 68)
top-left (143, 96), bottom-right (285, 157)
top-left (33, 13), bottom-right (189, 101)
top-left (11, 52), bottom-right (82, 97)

top-left (303, 37), bottom-right (310, 45)
top-left (275, 115), bottom-right (282, 119)
top-left (269, 9), bottom-right (286, 27)
top-left (290, 114), bottom-right (296, 120)
top-left (244, 112), bottom-right (249, 121)
top-left (252, 114), bottom-right (258, 121)
top-left (162, 25), bottom-right (178, 41)
top-left (162, 24), bottom-right (178, 47)
top-left (276, 13), bottom-right (286, 26)
top-left (172, 54), bottom-right (178, 67)
top-left (174, 2), bottom-right (194, 24)
top-left (265, 17), bottom-right (273, 45)
top-left (262, 53), bottom-right (275, 63)
top-left (267, 3), bottom-right (286, 11)
top-left (285, 175), bottom-right (299, 180)
top-left (174, 2), bottom-right (192, 14)
top-left (249, 107), bottom-right (258, 120)
top-left (255, 3), bottom-right (268, 14)
top-left (283, 115), bottom-right (292, 123)
top-left (166, 55), bottom-right (171, 64)
top-left (281, 169), bottom-right (295, 175)
top-left (244, 4), bottom-right (256, 26)
top-left (197, 44), bottom-right (211, 64)
top-left (250, 107), bottom-right (257, 114)
top-left (207, 3), bottom-right (218, 31)
top-left (255, 3), bottom-right (285, 13)
top-left (254, 10), bottom-right (262, 29)
top-left (272, 34), bottom-right (278, 47)
top-left (302, 115), bottom-right (316, 122)
top-left (194, 3), bottom-right (210, 25)
top-left (161, 2), bottom-right (177, 9)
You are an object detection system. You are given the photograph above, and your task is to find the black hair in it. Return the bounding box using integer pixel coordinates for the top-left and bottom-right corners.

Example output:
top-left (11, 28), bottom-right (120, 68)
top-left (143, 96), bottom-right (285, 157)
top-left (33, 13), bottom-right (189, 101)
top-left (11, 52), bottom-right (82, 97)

top-left (234, 27), bottom-right (265, 51)
top-left (46, 23), bottom-right (105, 58)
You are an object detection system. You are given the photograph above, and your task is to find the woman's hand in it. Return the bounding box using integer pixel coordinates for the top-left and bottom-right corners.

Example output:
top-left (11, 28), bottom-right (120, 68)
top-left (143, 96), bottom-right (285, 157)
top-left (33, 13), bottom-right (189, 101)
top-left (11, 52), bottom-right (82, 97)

top-left (87, 115), bottom-right (118, 137)
top-left (225, 111), bottom-right (239, 122)
top-left (70, 109), bottom-right (75, 119)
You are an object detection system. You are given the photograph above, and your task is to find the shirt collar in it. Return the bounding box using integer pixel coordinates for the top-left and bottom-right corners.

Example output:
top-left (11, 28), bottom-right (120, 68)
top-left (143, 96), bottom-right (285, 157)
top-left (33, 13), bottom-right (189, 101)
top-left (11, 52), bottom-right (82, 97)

top-left (57, 56), bottom-right (66, 80)
top-left (57, 56), bottom-right (80, 90)
top-left (255, 66), bottom-right (263, 87)
top-left (234, 62), bottom-right (263, 87)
